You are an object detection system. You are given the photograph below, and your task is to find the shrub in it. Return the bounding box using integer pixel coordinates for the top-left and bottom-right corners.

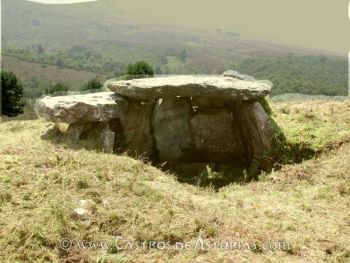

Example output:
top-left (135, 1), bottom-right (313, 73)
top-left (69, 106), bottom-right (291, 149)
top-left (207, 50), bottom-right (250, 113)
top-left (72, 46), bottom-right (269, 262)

top-left (81, 78), bottom-right (103, 91)
top-left (126, 61), bottom-right (154, 79)
top-left (45, 82), bottom-right (70, 95)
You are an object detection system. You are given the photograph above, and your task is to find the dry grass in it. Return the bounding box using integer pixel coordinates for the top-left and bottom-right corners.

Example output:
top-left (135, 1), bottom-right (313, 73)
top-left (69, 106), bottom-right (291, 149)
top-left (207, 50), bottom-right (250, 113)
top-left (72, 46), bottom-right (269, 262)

top-left (0, 100), bottom-right (350, 262)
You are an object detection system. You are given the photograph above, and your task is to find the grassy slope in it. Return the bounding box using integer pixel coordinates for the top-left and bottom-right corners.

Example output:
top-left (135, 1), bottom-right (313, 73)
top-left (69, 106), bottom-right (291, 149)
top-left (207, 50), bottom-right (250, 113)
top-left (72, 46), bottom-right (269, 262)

top-left (0, 100), bottom-right (350, 262)
top-left (2, 56), bottom-right (106, 94)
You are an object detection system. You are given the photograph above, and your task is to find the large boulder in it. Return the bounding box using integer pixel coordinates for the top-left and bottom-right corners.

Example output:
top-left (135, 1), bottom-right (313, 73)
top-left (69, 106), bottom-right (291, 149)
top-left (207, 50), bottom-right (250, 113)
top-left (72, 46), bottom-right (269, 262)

top-left (34, 92), bottom-right (127, 123)
top-left (108, 75), bottom-right (271, 100)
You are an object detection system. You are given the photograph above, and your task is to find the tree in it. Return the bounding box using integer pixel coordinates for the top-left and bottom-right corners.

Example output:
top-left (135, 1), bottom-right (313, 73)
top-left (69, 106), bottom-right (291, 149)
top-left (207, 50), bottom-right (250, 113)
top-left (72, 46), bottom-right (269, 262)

top-left (1, 71), bottom-right (24, 117)
top-left (82, 78), bottom-right (103, 91)
top-left (127, 61), bottom-right (154, 78)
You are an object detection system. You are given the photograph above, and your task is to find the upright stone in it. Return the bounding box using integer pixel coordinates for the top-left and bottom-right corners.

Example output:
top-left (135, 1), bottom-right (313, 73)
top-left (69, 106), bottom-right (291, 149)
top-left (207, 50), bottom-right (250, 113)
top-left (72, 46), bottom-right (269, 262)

top-left (65, 123), bottom-right (85, 140)
top-left (190, 109), bottom-right (246, 163)
top-left (152, 98), bottom-right (194, 162)
top-left (233, 102), bottom-right (274, 160)
top-left (120, 101), bottom-right (155, 158)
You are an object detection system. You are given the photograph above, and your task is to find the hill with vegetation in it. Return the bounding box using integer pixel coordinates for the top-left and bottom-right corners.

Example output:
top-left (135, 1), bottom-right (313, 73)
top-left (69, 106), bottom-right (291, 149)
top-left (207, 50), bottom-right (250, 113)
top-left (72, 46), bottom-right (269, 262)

top-left (1, 56), bottom-right (106, 97)
top-left (2, 0), bottom-right (348, 98)
top-left (1, 99), bottom-right (350, 262)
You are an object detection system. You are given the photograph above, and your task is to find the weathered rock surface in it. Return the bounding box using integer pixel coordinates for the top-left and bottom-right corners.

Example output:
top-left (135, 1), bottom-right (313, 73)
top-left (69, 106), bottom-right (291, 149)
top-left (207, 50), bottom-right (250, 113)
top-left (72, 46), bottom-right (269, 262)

top-left (190, 109), bottom-right (246, 162)
top-left (108, 75), bottom-right (271, 100)
top-left (54, 120), bottom-right (121, 153)
top-left (35, 92), bottom-right (127, 123)
top-left (65, 122), bottom-right (85, 140)
top-left (229, 101), bottom-right (274, 160)
top-left (243, 102), bottom-right (274, 158)
top-left (223, 70), bottom-right (256, 81)
top-left (120, 101), bottom-right (155, 157)
top-left (153, 98), bottom-right (194, 161)
top-left (223, 70), bottom-right (273, 88)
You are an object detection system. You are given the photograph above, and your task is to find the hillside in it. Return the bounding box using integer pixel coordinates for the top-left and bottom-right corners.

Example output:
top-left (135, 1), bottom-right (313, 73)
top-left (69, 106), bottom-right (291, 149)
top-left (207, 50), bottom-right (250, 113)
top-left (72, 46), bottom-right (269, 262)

top-left (1, 56), bottom-right (106, 97)
top-left (2, 0), bottom-right (348, 97)
top-left (1, 100), bottom-right (350, 262)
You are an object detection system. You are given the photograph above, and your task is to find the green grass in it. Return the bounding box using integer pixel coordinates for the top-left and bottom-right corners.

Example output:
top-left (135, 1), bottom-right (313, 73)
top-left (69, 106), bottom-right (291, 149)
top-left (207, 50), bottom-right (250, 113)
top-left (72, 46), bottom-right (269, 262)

top-left (0, 100), bottom-right (350, 262)
top-left (271, 100), bottom-right (350, 155)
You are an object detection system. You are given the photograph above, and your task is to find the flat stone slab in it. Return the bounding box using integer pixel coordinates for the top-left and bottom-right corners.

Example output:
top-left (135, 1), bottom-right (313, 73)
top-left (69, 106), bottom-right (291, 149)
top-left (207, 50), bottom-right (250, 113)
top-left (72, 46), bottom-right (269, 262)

top-left (108, 75), bottom-right (271, 100)
top-left (35, 92), bottom-right (127, 123)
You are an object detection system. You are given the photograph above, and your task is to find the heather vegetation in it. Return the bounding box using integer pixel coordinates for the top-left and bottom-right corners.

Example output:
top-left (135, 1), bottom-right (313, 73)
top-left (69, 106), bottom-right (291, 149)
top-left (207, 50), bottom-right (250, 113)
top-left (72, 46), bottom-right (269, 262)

top-left (238, 54), bottom-right (348, 96)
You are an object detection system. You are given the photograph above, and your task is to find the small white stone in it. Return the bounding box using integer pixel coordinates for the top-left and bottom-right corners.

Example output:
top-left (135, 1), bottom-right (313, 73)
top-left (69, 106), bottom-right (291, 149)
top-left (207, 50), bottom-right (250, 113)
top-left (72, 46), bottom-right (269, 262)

top-left (78, 199), bottom-right (95, 209)
top-left (73, 208), bottom-right (90, 218)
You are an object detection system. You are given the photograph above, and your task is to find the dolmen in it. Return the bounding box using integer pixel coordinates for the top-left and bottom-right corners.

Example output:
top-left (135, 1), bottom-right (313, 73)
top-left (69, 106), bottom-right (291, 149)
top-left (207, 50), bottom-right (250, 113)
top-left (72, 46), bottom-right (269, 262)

top-left (35, 73), bottom-right (276, 170)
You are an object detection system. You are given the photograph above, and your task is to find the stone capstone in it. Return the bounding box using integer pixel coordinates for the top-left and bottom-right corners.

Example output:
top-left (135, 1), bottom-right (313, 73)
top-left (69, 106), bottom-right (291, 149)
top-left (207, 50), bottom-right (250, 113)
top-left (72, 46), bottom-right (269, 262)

top-left (34, 92), bottom-right (127, 123)
top-left (108, 75), bottom-right (271, 100)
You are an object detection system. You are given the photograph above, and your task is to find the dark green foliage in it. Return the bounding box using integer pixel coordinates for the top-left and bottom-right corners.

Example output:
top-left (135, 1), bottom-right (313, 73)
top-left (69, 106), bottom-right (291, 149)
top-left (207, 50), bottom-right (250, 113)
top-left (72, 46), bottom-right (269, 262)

top-left (126, 61), bottom-right (154, 78)
top-left (55, 58), bottom-right (64, 68)
top-left (4, 46), bottom-right (127, 77)
top-left (1, 71), bottom-right (24, 116)
top-left (45, 82), bottom-right (70, 95)
top-left (24, 77), bottom-right (42, 98)
top-left (81, 78), bottom-right (103, 91)
top-left (37, 44), bottom-right (44, 54)
top-left (238, 54), bottom-right (347, 96)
